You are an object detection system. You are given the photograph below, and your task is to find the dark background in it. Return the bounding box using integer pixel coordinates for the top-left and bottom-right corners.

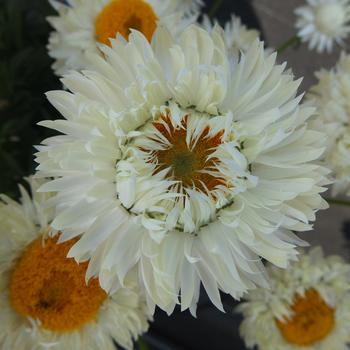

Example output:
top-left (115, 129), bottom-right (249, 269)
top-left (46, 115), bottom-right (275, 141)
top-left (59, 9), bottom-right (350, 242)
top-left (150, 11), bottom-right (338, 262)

top-left (0, 0), bottom-right (60, 197)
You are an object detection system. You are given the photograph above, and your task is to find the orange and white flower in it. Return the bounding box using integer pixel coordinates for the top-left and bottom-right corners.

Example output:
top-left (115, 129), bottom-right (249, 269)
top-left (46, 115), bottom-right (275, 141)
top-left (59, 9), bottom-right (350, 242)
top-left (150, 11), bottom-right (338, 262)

top-left (48, 0), bottom-right (202, 76)
top-left (0, 178), bottom-right (150, 350)
top-left (238, 247), bottom-right (350, 350)
top-left (36, 25), bottom-right (329, 315)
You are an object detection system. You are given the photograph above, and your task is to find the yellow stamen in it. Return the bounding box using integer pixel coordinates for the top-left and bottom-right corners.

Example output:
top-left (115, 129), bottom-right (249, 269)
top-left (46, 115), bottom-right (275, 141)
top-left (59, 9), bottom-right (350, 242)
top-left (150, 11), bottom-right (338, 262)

top-left (95, 0), bottom-right (158, 46)
top-left (10, 236), bottom-right (107, 332)
top-left (276, 289), bottom-right (335, 346)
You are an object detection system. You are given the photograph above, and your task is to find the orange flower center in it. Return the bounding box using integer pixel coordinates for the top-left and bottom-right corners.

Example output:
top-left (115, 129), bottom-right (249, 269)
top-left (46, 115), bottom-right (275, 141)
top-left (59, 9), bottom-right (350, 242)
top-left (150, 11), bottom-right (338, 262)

top-left (10, 236), bottom-right (107, 332)
top-left (95, 0), bottom-right (158, 46)
top-left (149, 115), bottom-right (225, 193)
top-left (275, 289), bottom-right (335, 346)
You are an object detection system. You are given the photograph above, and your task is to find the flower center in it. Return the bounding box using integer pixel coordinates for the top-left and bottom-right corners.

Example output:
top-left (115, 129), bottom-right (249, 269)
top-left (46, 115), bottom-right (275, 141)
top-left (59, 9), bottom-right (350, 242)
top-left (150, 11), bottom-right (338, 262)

top-left (275, 289), bottom-right (335, 346)
top-left (95, 0), bottom-right (158, 46)
top-left (151, 115), bottom-right (225, 192)
top-left (115, 103), bottom-right (253, 233)
top-left (315, 4), bottom-right (345, 35)
top-left (10, 236), bottom-right (107, 332)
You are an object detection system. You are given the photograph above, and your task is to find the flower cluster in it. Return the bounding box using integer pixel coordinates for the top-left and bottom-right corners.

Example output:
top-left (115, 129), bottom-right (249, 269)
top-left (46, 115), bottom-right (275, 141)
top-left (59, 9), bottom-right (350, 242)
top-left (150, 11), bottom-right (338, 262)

top-left (4, 0), bottom-right (350, 348)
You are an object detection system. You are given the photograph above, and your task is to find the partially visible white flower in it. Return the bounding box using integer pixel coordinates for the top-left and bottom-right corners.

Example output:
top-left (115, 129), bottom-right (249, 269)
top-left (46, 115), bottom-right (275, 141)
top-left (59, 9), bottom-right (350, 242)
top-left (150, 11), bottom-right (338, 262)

top-left (48, 0), bottom-right (201, 76)
top-left (180, 0), bottom-right (203, 14)
top-left (308, 52), bottom-right (350, 195)
top-left (238, 247), bottom-right (350, 350)
top-left (201, 14), bottom-right (260, 57)
top-left (295, 0), bottom-right (350, 53)
top-left (0, 178), bottom-right (151, 350)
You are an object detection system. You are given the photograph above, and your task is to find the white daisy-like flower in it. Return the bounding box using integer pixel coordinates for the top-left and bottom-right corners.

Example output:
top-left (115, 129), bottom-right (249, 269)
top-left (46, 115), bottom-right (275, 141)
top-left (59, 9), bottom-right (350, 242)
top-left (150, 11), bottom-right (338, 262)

top-left (0, 177), bottom-right (150, 350)
top-left (48, 0), bottom-right (202, 76)
top-left (237, 247), bottom-right (350, 350)
top-left (308, 52), bottom-right (350, 195)
top-left (295, 0), bottom-right (350, 53)
top-left (36, 25), bottom-right (329, 315)
top-left (202, 14), bottom-right (260, 57)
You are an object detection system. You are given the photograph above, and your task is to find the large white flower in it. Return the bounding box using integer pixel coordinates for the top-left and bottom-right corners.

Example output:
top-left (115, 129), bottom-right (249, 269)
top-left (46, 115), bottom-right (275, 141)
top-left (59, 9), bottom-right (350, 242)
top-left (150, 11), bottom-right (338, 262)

top-left (48, 0), bottom-right (202, 76)
top-left (308, 52), bottom-right (350, 195)
top-left (202, 14), bottom-right (260, 57)
top-left (36, 25), bottom-right (329, 315)
top-left (295, 0), bottom-right (350, 53)
top-left (237, 247), bottom-right (350, 350)
top-left (0, 178), bottom-right (150, 350)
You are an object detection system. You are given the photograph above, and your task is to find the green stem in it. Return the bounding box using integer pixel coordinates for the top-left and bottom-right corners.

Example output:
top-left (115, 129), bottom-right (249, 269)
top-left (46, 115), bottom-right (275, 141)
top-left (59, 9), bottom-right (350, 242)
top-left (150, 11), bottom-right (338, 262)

top-left (137, 338), bottom-right (150, 350)
top-left (326, 198), bottom-right (350, 208)
top-left (208, 0), bottom-right (223, 18)
top-left (277, 35), bottom-right (300, 54)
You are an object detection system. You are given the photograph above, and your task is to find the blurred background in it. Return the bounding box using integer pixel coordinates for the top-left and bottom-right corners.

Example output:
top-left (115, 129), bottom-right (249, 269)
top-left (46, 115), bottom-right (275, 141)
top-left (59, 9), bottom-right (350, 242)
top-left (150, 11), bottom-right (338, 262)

top-left (0, 0), bottom-right (349, 349)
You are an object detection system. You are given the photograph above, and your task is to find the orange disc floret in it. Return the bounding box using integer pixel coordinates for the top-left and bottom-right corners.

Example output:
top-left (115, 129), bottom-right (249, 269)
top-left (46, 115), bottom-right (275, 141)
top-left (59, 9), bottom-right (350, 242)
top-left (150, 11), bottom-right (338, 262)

top-left (150, 115), bottom-right (226, 193)
top-left (95, 0), bottom-right (158, 45)
top-left (10, 236), bottom-right (107, 333)
top-left (276, 289), bottom-right (335, 346)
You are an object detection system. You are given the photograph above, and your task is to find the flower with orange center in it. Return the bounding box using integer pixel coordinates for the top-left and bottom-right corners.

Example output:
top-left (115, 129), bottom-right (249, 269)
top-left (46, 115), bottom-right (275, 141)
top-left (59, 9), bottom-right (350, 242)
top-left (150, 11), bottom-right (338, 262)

top-left (0, 177), bottom-right (151, 350)
top-left (47, 0), bottom-right (202, 75)
top-left (238, 247), bottom-right (350, 350)
top-left (36, 25), bottom-right (329, 316)
top-left (275, 289), bottom-right (335, 347)
top-left (10, 236), bottom-right (107, 333)
top-left (95, 0), bottom-right (158, 45)
top-left (115, 103), bottom-right (254, 233)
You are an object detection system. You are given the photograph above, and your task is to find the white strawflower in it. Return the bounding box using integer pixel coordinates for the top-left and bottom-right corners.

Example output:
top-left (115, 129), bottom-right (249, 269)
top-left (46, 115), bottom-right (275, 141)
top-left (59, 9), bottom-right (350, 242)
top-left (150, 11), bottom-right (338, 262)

top-left (201, 14), bottom-right (260, 56)
top-left (295, 0), bottom-right (350, 53)
top-left (36, 25), bottom-right (329, 315)
top-left (0, 178), bottom-right (151, 350)
top-left (308, 52), bottom-right (350, 195)
top-left (238, 247), bottom-right (350, 350)
top-left (48, 0), bottom-right (202, 76)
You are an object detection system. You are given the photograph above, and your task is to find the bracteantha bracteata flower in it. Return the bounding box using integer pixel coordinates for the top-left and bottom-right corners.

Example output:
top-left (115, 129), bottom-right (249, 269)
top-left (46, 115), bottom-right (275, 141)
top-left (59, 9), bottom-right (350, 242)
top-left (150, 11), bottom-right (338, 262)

top-left (237, 247), bottom-right (350, 350)
top-left (308, 52), bottom-right (350, 196)
top-left (36, 25), bottom-right (329, 315)
top-left (295, 0), bottom-right (350, 53)
top-left (0, 178), bottom-right (151, 350)
top-left (48, 0), bottom-right (202, 76)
